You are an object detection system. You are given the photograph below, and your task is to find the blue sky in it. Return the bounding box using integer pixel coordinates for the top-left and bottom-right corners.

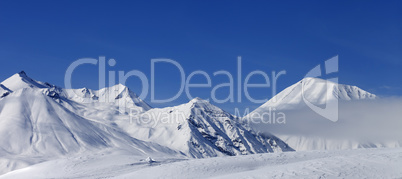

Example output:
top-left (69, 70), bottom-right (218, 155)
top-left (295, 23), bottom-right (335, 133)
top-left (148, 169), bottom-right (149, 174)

top-left (0, 1), bottom-right (401, 113)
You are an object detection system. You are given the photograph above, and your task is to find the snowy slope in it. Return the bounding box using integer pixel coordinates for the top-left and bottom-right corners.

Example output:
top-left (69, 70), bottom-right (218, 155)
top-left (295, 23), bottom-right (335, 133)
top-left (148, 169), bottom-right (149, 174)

top-left (0, 88), bottom-right (173, 155)
top-left (116, 97), bottom-right (293, 158)
top-left (2, 147), bottom-right (401, 178)
top-left (120, 148), bottom-right (402, 179)
top-left (0, 87), bottom-right (177, 174)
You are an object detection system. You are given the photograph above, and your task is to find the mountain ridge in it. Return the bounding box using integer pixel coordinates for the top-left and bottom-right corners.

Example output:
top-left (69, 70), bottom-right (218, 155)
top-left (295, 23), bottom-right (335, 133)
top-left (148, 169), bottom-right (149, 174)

top-left (116, 97), bottom-right (293, 158)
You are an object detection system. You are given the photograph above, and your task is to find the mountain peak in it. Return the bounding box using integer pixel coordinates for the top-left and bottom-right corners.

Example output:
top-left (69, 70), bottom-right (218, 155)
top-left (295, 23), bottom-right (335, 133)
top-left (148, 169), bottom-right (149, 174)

top-left (0, 71), bottom-right (48, 91)
top-left (189, 97), bottom-right (205, 103)
top-left (113, 83), bottom-right (129, 90)
top-left (96, 83), bottom-right (129, 92)
top-left (18, 70), bottom-right (27, 77)
top-left (300, 77), bottom-right (337, 85)
top-left (123, 96), bottom-right (292, 158)
top-left (247, 77), bottom-right (376, 114)
top-left (188, 97), bottom-right (212, 106)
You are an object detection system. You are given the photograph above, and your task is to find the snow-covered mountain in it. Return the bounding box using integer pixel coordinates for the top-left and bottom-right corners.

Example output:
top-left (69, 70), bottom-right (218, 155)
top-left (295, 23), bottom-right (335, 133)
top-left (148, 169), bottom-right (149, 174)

top-left (247, 77), bottom-right (376, 115)
top-left (0, 88), bottom-right (175, 155)
top-left (0, 71), bottom-right (49, 91)
top-left (0, 71), bottom-right (400, 177)
top-left (245, 77), bottom-right (397, 151)
top-left (0, 71), bottom-right (293, 174)
top-left (0, 72), bottom-right (177, 174)
top-left (0, 71), bottom-right (151, 113)
top-left (116, 97), bottom-right (293, 158)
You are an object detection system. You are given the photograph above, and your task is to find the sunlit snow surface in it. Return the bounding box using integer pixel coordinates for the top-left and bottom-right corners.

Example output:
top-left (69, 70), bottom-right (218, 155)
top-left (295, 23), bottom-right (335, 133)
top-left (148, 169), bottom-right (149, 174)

top-left (1, 148), bottom-right (401, 178)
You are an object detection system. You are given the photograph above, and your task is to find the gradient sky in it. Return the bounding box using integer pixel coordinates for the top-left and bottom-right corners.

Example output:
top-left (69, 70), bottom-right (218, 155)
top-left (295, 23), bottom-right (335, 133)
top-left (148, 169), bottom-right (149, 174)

top-left (0, 1), bottom-right (401, 114)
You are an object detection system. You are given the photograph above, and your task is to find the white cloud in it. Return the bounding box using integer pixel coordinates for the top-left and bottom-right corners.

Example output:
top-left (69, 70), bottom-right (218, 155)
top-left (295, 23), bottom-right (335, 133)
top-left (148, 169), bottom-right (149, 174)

top-left (250, 97), bottom-right (402, 142)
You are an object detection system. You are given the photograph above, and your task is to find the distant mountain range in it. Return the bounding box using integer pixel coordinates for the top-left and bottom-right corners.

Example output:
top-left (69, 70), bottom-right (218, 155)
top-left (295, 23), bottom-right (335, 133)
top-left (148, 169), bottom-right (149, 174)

top-left (0, 71), bottom-right (291, 173)
top-left (0, 71), bottom-right (398, 174)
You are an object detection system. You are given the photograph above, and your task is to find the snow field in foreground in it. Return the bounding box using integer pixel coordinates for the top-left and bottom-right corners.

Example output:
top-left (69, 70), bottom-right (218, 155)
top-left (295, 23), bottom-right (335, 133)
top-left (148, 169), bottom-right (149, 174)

top-left (1, 147), bottom-right (401, 179)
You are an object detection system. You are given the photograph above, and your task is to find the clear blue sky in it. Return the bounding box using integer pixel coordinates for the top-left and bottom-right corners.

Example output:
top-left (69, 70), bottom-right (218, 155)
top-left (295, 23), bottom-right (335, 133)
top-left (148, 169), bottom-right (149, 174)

top-left (0, 1), bottom-right (401, 113)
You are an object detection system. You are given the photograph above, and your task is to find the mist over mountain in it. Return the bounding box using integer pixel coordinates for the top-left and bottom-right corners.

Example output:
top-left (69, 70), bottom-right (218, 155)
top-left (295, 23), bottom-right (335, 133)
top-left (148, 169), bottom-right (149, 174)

top-left (246, 77), bottom-right (401, 151)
